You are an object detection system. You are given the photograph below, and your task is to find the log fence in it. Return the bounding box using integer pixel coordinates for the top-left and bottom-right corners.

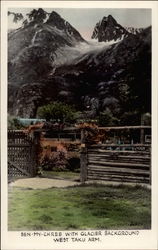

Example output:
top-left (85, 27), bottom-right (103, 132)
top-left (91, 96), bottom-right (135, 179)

top-left (80, 128), bottom-right (151, 185)
top-left (8, 125), bottom-right (151, 184)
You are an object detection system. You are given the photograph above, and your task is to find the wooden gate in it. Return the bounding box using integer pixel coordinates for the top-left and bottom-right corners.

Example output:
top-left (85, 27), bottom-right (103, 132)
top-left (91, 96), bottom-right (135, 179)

top-left (80, 144), bottom-right (151, 184)
top-left (8, 130), bottom-right (37, 179)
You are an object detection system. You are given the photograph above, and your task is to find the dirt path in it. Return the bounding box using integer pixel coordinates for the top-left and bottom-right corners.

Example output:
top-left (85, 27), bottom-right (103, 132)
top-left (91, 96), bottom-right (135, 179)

top-left (9, 177), bottom-right (150, 190)
top-left (9, 177), bottom-right (80, 189)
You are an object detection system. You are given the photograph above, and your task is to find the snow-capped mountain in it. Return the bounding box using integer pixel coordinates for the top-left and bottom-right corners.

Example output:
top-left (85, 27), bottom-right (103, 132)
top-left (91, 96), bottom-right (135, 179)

top-left (124, 27), bottom-right (144, 35)
top-left (8, 9), bottom-right (151, 121)
top-left (91, 15), bottom-right (131, 42)
top-left (49, 26), bottom-right (151, 120)
top-left (50, 40), bottom-right (116, 68)
top-left (46, 11), bottom-right (84, 42)
top-left (91, 15), bottom-right (145, 43)
top-left (8, 9), bottom-right (85, 85)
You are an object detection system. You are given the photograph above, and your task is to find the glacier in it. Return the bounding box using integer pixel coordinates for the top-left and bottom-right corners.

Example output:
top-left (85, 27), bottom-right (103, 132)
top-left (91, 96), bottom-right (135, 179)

top-left (52, 39), bottom-right (121, 67)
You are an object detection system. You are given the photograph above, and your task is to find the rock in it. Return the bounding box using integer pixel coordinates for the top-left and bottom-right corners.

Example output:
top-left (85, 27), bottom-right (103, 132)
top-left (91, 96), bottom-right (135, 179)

top-left (91, 15), bottom-right (130, 42)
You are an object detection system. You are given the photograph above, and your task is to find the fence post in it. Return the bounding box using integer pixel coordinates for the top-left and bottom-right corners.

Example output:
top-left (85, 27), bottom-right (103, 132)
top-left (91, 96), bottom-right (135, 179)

top-left (140, 115), bottom-right (145, 144)
top-left (80, 129), bottom-right (87, 183)
top-left (140, 127), bottom-right (145, 144)
top-left (80, 146), bottom-right (87, 183)
top-left (81, 129), bottom-right (85, 143)
top-left (32, 130), bottom-right (41, 176)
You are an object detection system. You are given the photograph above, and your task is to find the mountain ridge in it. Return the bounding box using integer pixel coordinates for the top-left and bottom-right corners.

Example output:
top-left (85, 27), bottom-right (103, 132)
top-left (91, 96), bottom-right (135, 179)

top-left (8, 10), bottom-right (151, 125)
top-left (91, 15), bottom-right (145, 42)
top-left (8, 9), bottom-right (85, 85)
top-left (91, 15), bottom-right (130, 42)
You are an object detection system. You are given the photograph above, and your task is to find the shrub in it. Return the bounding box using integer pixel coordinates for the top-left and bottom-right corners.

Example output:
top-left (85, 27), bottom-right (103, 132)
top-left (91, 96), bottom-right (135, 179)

top-left (40, 147), bottom-right (68, 171)
top-left (98, 110), bottom-right (119, 126)
top-left (8, 115), bottom-right (24, 130)
top-left (37, 102), bottom-right (76, 123)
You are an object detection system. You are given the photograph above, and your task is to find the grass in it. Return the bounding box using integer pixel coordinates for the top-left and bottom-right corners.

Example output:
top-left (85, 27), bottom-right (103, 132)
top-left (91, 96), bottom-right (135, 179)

top-left (41, 170), bottom-right (80, 181)
top-left (8, 184), bottom-right (151, 231)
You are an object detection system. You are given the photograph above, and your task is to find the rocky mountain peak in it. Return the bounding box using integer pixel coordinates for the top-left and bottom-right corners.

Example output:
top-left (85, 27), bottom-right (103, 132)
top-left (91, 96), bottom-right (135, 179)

top-left (23, 9), bottom-right (84, 43)
top-left (8, 9), bottom-right (151, 121)
top-left (8, 9), bottom-right (85, 87)
top-left (102, 15), bottom-right (117, 26)
top-left (124, 26), bottom-right (144, 35)
top-left (26, 8), bottom-right (48, 24)
top-left (46, 10), bottom-right (84, 42)
top-left (92, 15), bottom-right (130, 42)
top-left (46, 11), bottom-right (64, 27)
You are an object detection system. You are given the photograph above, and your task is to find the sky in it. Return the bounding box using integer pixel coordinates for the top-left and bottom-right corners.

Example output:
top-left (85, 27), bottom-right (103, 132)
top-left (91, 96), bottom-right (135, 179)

top-left (8, 8), bottom-right (151, 40)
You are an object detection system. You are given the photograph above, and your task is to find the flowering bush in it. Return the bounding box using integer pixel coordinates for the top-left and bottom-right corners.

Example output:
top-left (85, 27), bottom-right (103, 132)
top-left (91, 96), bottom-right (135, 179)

top-left (40, 146), bottom-right (68, 171)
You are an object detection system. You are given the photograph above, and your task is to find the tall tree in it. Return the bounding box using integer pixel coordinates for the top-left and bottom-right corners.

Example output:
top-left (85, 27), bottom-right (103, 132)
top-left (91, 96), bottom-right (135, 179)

top-left (37, 102), bottom-right (76, 123)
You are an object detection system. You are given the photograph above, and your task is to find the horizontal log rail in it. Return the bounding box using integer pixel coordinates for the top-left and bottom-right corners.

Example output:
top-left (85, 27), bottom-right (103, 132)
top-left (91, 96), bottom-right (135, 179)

top-left (87, 167), bottom-right (149, 175)
top-left (87, 176), bottom-right (149, 183)
top-left (80, 142), bottom-right (151, 185)
top-left (88, 144), bottom-right (151, 148)
top-left (98, 126), bottom-right (151, 130)
top-left (88, 161), bottom-right (149, 168)
top-left (88, 154), bottom-right (150, 159)
top-left (88, 150), bottom-right (150, 155)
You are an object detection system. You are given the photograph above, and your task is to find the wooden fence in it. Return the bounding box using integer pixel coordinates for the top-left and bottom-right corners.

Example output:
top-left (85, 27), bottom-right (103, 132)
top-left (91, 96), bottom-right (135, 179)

top-left (8, 130), bottom-right (38, 180)
top-left (80, 143), bottom-right (151, 185)
top-left (44, 128), bottom-right (81, 141)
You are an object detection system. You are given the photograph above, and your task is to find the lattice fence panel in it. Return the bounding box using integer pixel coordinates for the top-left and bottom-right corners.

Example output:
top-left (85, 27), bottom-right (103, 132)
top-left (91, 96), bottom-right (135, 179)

top-left (8, 130), bottom-right (36, 179)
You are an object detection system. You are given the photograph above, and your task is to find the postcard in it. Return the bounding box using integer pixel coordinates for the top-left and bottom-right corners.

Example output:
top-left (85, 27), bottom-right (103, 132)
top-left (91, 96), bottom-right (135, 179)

top-left (1, 1), bottom-right (158, 250)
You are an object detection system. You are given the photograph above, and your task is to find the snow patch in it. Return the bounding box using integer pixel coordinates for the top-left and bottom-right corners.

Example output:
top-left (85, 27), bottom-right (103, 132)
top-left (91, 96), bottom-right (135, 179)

top-left (52, 40), bottom-right (114, 67)
top-left (31, 29), bottom-right (42, 45)
top-left (124, 26), bottom-right (143, 34)
top-left (43, 13), bottom-right (50, 23)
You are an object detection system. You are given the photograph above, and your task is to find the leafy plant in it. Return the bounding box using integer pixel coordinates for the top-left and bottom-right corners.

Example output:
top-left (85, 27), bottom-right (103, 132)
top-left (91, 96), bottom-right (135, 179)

top-left (98, 109), bottom-right (119, 126)
top-left (8, 115), bottom-right (24, 130)
top-left (37, 102), bottom-right (76, 123)
top-left (40, 147), bottom-right (68, 171)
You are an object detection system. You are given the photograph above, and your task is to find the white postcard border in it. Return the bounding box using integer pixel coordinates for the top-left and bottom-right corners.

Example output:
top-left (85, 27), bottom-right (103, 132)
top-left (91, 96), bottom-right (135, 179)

top-left (1, 1), bottom-right (158, 250)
